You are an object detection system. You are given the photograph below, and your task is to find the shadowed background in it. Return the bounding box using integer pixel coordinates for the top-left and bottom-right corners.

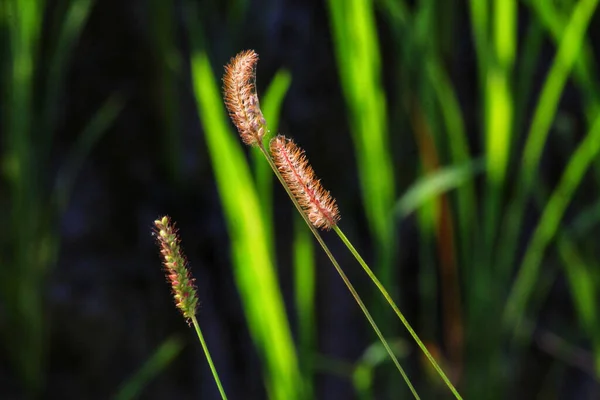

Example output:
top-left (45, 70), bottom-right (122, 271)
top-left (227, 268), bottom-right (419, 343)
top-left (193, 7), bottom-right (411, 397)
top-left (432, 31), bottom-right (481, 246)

top-left (1, 0), bottom-right (600, 399)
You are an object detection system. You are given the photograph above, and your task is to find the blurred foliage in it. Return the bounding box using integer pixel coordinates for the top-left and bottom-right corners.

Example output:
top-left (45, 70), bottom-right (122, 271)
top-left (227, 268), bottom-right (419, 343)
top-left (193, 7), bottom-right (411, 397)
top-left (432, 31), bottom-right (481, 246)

top-left (1, 0), bottom-right (600, 398)
top-left (0, 0), bottom-right (122, 395)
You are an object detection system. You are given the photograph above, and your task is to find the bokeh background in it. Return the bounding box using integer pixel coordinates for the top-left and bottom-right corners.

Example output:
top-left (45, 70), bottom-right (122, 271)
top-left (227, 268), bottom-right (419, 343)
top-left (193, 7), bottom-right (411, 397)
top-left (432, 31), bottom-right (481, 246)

top-left (2, 0), bottom-right (600, 399)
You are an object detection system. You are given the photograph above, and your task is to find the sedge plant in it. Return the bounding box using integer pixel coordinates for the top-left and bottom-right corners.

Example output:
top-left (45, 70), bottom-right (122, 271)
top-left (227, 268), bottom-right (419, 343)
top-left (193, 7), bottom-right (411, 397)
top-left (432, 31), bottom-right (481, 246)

top-left (222, 49), bottom-right (462, 399)
top-left (153, 216), bottom-right (228, 400)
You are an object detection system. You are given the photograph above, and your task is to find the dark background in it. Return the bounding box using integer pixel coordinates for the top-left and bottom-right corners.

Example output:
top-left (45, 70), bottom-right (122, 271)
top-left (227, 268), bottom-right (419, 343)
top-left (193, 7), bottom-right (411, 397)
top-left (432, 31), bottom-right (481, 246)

top-left (1, 0), bottom-right (600, 399)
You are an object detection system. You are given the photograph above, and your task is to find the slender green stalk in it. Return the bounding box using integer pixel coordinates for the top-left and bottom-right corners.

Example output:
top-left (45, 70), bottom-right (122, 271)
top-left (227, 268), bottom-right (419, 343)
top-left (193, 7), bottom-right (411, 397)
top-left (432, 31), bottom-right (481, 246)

top-left (333, 226), bottom-right (462, 400)
top-left (259, 145), bottom-right (420, 399)
top-left (191, 316), bottom-right (228, 400)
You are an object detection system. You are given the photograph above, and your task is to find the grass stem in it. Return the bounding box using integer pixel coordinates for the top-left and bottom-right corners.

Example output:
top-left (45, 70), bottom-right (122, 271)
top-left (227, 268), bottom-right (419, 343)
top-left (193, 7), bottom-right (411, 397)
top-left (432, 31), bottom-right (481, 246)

top-left (191, 316), bottom-right (228, 400)
top-left (259, 145), bottom-right (419, 399)
top-left (333, 226), bottom-right (462, 400)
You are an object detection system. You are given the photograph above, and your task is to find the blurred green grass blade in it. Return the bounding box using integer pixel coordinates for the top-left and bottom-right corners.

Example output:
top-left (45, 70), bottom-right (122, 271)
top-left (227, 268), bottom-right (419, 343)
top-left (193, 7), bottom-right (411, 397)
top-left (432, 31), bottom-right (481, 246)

top-left (514, 18), bottom-right (544, 135)
top-left (293, 214), bottom-right (315, 399)
top-left (190, 51), bottom-right (303, 400)
top-left (504, 113), bottom-right (600, 334)
top-left (521, 0), bottom-right (599, 184)
top-left (353, 338), bottom-right (410, 398)
top-left (377, 0), bottom-right (409, 26)
top-left (4, 0), bottom-right (43, 189)
top-left (568, 198), bottom-right (600, 238)
top-left (252, 69), bottom-right (292, 256)
top-left (426, 58), bottom-right (478, 265)
top-left (483, 0), bottom-right (515, 251)
top-left (327, 0), bottom-right (396, 290)
top-left (498, 0), bottom-right (599, 279)
top-left (526, 0), bottom-right (600, 117)
top-left (41, 0), bottom-right (94, 157)
top-left (556, 237), bottom-right (600, 375)
top-left (557, 238), bottom-right (598, 334)
top-left (53, 94), bottom-right (125, 212)
top-left (260, 69), bottom-right (292, 145)
top-left (3, 0), bottom-right (45, 392)
top-left (493, 0), bottom-right (516, 69)
top-left (114, 335), bottom-right (184, 400)
top-left (527, 0), bottom-right (600, 188)
top-left (394, 159), bottom-right (485, 218)
top-left (468, 0), bottom-right (489, 89)
top-left (149, 0), bottom-right (182, 184)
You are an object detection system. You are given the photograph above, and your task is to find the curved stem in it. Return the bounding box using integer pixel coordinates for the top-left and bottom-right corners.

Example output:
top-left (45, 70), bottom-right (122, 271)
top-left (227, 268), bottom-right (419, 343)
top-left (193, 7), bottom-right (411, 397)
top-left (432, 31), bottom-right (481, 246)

top-left (259, 145), bottom-right (419, 399)
top-left (333, 226), bottom-right (462, 400)
top-left (191, 316), bottom-right (228, 400)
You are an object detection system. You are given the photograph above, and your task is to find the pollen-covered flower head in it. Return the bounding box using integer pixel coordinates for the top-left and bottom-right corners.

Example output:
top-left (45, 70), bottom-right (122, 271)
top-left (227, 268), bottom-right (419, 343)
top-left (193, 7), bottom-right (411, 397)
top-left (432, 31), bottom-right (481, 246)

top-left (153, 216), bottom-right (199, 324)
top-left (270, 135), bottom-right (340, 230)
top-left (223, 50), bottom-right (267, 146)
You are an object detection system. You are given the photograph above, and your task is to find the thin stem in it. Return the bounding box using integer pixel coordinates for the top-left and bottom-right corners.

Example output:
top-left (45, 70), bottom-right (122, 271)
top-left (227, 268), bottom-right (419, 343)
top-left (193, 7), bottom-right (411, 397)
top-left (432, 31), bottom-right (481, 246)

top-left (259, 145), bottom-right (419, 399)
top-left (191, 316), bottom-right (228, 400)
top-left (333, 226), bottom-right (462, 400)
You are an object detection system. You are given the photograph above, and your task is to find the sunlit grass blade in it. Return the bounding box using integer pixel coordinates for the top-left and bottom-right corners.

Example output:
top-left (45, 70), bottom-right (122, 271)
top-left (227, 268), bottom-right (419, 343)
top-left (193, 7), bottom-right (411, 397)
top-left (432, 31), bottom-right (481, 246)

top-left (114, 335), bottom-right (184, 400)
top-left (486, 0), bottom-right (515, 185)
top-left (327, 0), bottom-right (396, 291)
top-left (190, 51), bottom-right (303, 399)
top-left (504, 113), bottom-right (600, 335)
top-left (482, 0), bottom-right (516, 260)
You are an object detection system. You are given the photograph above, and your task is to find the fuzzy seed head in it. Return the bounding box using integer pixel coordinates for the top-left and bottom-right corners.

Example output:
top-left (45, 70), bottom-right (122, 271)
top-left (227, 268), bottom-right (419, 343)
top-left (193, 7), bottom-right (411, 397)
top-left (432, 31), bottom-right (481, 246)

top-left (270, 135), bottom-right (340, 230)
top-left (153, 216), bottom-right (198, 324)
top-left (223, 50), bottom-right (267, 146)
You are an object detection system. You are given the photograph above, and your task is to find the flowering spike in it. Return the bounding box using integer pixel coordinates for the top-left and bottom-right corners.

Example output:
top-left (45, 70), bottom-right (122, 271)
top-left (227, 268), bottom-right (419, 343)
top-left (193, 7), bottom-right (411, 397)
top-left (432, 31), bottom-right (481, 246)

top-left (270, 135), bottom-right (340, 230)
top-left (153, 216), bottom-right (199, 324)
top-left (222, 50), bottom-right (267, 146)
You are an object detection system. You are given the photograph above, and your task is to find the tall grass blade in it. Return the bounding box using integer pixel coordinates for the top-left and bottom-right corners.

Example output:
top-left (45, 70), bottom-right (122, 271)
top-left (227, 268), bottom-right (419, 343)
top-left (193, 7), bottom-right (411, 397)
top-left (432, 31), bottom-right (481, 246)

top-left (525, 0), bottom-right (600, 118)
top-left (327, 0), bottom-right (396, 292)
top-left (504, 113), bottom-right (600, 335)
top-left (426, 59), bottom-right (478, 267)
top-left (259, 144), bottom-right (419, 398)
top-left (190, 51), bottom-right (303, 399)
top-left (483, 0), bottom-right (516, 255)
top-left (498, 0), bottom-right (600, 278)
